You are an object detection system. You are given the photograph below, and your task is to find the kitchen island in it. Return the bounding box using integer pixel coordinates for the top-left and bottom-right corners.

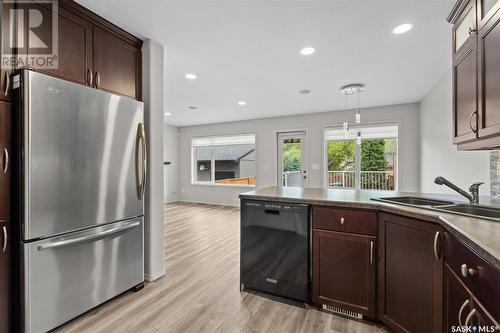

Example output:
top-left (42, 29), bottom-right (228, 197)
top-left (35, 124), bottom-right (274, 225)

top-left (239, 187), bottom-right (500, 333)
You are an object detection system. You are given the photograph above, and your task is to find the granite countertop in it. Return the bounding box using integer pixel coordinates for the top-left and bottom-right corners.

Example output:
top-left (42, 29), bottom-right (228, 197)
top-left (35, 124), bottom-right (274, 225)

top-left (239, 186), bottom-right (500, 271)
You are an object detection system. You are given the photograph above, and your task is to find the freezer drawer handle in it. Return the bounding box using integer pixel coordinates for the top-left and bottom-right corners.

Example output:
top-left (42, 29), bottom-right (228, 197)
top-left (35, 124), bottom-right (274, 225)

top-left (136, 123), bottom-right (147, 199)
top-left (37, 221), bottom-right (140, 251)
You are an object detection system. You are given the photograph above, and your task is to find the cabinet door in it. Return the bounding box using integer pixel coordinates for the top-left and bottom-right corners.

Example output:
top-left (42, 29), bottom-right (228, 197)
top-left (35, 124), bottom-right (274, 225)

top-left (478, 10), bottom-right (500, 139)
top-left (0, 220), bottom-right (10, 333)
top-left (28, 4), bottom-right (93, 86)
top-left (0, 102), bottom-right (10, 220)
top-left (444, 264), bottom-right (473, 331)
top-left (312, 229), bottom-right (376, 317)
top-left (452, 38), bottom-right (478, 144)
top-left (93, 26), bottom-right (141, 100)
top-left (0, 1), bottom-right (13, 102)
top-left (378, 213), bottom-right (443, 333)
top-left (478, 0), bottom-right (500, 29)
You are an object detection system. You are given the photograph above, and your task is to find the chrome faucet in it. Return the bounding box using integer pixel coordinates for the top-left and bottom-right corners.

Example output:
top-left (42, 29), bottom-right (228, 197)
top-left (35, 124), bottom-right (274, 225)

top-left (434, 176), bottom-right (484, 204)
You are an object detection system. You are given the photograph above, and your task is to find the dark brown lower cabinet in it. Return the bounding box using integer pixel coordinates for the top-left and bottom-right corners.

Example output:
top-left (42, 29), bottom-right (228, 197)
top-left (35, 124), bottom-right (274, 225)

top-left (312, 229), bottom-right (376, 317)
top-left (378, 213), bottom-right (443, 333)
top-left (0, 220), bottom-right (9, 332)
top-left (0, 101), bottom-right (10, 220)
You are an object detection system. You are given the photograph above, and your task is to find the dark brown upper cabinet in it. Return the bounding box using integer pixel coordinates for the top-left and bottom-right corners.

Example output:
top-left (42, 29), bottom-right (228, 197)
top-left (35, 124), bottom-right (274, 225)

top-left (19, 0), bottom-right (142, 100)
top-left (449, 0), bottom-right (500, 149)
top-left (0, 102), bottom-right (10, 221)
top-left (312, 229), bottom-right (376, 318)
top-left (378, 213), bottom-right (443, 333)
top-left (0, 1), bottom-right (13, 102)
top-left (93, 26), bottom-right (142, 100)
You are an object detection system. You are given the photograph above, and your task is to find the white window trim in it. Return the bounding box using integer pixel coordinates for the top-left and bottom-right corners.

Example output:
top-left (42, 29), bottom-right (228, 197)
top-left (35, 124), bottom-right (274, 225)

top-left (323, 122), bottom-right (399, 191)
top-left (191, 133), bottom-right (256, 188)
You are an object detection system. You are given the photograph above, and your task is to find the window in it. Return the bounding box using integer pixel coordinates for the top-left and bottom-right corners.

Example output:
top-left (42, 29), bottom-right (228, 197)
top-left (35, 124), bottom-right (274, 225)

top-left (192, 134), bottom-right (256, 186)
top-left (325, 124), bottom-right (398, 191)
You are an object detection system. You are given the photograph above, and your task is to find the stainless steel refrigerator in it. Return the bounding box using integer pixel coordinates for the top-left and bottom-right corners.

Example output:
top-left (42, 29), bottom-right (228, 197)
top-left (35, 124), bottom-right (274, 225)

top-left (12, 69), bottom-right (146, 333)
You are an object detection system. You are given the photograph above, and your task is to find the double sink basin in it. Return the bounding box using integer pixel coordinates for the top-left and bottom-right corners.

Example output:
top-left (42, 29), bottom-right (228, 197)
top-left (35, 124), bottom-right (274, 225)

top-left (373, 196), bottom-right (500, 221)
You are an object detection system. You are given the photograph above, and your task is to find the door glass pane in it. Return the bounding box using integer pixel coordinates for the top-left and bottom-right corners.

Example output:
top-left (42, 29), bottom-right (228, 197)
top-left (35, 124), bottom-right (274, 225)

top-left (360, 139), bottom-right (397, 190)
top-left (327, 141), bottom-right (355, 188)
top-left (282, 139), bottom-right (302, 186)
top-left (214, 144), bottom-right (256, 185)
top-left (195, 147), bottom-right (212, 182)
top-left (482, 0), bottom-right (497, 18)
top-left (455, 7), bottom-right (475, 51)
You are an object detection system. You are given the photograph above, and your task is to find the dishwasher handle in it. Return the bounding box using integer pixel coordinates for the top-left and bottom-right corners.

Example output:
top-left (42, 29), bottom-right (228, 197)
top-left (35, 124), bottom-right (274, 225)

top-left (264, 209), bottom-right (280, 215)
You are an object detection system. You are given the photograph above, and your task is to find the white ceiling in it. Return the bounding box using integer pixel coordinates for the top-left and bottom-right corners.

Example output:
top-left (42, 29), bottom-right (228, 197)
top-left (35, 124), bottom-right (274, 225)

top-left (76, 0), bottom-right (454, 127)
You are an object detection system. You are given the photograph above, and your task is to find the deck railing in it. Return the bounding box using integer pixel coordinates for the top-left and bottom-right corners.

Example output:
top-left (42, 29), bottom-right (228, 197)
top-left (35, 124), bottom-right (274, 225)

top-left (328, 171), bottom-right (395, 190)
top-left (215, 177), bottom-right (256, 185)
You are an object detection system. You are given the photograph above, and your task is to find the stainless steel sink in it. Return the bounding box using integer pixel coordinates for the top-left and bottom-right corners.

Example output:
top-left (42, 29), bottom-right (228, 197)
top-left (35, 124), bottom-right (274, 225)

top-left (374, 196), bottom-right (455, 207)
top-left (434, 204), bottom-right (500, 220)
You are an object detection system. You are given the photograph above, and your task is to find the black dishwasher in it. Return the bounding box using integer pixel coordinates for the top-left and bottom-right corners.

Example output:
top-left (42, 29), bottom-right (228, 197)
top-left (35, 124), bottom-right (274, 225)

top-left (240, 200), bottom-right (309, 302)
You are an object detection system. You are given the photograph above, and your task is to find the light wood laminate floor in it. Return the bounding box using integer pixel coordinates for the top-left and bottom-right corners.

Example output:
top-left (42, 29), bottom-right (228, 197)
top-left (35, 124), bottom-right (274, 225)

top-left (57, 202), bottom-right (388, 333)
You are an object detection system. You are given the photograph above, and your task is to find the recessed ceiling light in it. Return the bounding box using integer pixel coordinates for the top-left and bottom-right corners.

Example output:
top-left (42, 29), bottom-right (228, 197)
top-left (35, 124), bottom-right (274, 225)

top-left (185, 73), bottom-right (197, 80)
top-left (298, 89), bottom-right (311, 95)
top-left (393, 23), bottom-right (413, 34)
top-left (188, 106), bottom-right (198, 110)
top-left (299, 47), bottom-right (315, 56)
top-left (164, 112), bottom-right (172, 116)
top-left (238, 101), bottom-right (247, 106)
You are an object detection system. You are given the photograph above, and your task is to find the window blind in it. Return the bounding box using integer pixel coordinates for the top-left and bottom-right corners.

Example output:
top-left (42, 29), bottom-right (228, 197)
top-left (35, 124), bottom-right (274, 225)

top-left (192, 133), bottom-right (256, 147)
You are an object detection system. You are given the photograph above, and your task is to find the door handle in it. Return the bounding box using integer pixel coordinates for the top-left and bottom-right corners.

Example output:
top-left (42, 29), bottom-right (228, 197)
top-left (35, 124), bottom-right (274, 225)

top-left (458, 299), bottom-right (469, 326)
top-left (2, 226), bottom-right (7, 253)
top-left (369, 241), bottom-right (374, 264)
top-left (464, 308), bottom-right (476, 327)
top-left (2, 148), bottom-right (8, 174)
top-left (37, 221), bottom-right (140, 251)
top-left (95, 71), bottom-right (101, 89)
top-left (433, 231), bottom-right (441, 261)
top-left (87, 68), bottom-right (93, 87)
top-left (3, 72), bottom-right (9, 97)
top-left (468, 110), bottom-right (478, 133)
top-left (136, 123), bottom-right (147, 199)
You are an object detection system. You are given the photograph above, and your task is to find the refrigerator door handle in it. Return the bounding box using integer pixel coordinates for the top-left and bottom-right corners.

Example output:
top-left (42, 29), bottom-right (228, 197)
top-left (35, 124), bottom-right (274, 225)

top-left (37, 221), bottom-right (140, 251)
top-left (136, 123), bottom-right (147, 199)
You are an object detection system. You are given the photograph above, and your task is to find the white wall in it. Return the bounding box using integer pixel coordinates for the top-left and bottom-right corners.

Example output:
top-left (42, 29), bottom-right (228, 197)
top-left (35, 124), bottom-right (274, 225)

top-left (163, 124), bottom-right (179, 202)
top-left (420, 70), bottom-right (490, 194)
top-left (142, 40), bottom-right (166, 281)
top-left (178, 103), bottom-right (421, 206)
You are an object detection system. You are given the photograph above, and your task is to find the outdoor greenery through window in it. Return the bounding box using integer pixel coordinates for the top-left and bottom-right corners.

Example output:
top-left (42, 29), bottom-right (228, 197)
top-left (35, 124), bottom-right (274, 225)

top-left (325, 124), bottom-right (398, 191)
top-left (192, 134), bottom-right (256, 186)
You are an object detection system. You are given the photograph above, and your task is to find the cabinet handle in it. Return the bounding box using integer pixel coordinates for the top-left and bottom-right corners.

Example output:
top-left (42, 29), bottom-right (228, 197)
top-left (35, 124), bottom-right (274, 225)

top-left (369, 241), bottom-right (374, 264)
top-left (4, 72), bottom-right (10, 96)
top-left (340, 217), bottom-right (345, 225)
top-left (468, 27), bottom-right (476, 35)
top-left (458, 299), bottom-right (469, 326)
top-left (461, 263), bottom-right (477, 278)
top-left (2, 148), bottom-right (8, 174)
top-left (87, 68), bottom-right (93, 87)
top-left (464, 308), bottom-right (476, 327)
top-left (2, 226), bottom-right (6, 253)
top-left (468, 110), bottom-right (478, 133)
top-left (433, 231), bottom-right (440, 260)
top-left (95, 71), bottom-right (101, 89)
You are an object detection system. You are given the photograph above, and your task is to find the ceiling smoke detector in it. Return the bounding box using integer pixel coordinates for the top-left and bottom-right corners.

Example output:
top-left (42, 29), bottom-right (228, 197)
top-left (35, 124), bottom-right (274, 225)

top-left (340, 84), bottom-right (365, 95)
top-left (298, 89), bottom-right (311, 95)
top-left (188, 106), bottom-right (198, 110)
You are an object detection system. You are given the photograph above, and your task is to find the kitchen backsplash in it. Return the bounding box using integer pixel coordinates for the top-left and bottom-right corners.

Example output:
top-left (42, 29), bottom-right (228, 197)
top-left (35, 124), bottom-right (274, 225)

top-left (491, 151), bottom-right (500, 198)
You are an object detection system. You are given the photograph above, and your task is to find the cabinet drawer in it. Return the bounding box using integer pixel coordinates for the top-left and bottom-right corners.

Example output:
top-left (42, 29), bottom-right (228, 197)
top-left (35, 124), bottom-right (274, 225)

top-left (444, 232), bottom-right (500, 321)
top-left (312, 206), bottom-right (377, 236)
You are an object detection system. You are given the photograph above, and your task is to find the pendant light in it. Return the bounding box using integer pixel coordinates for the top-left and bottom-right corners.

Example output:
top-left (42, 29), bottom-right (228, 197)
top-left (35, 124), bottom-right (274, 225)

top-left (340, 83), bottom-right (365, 131)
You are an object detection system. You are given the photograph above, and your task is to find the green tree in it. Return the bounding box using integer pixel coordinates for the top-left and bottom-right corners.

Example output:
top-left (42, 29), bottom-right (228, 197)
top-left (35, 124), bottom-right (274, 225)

top-left (327, 141), bottom-right (354, 171)
top-left (283, 143), bottom-right (301, 171)
top-left (361, 140), bottom-right (387, 171)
